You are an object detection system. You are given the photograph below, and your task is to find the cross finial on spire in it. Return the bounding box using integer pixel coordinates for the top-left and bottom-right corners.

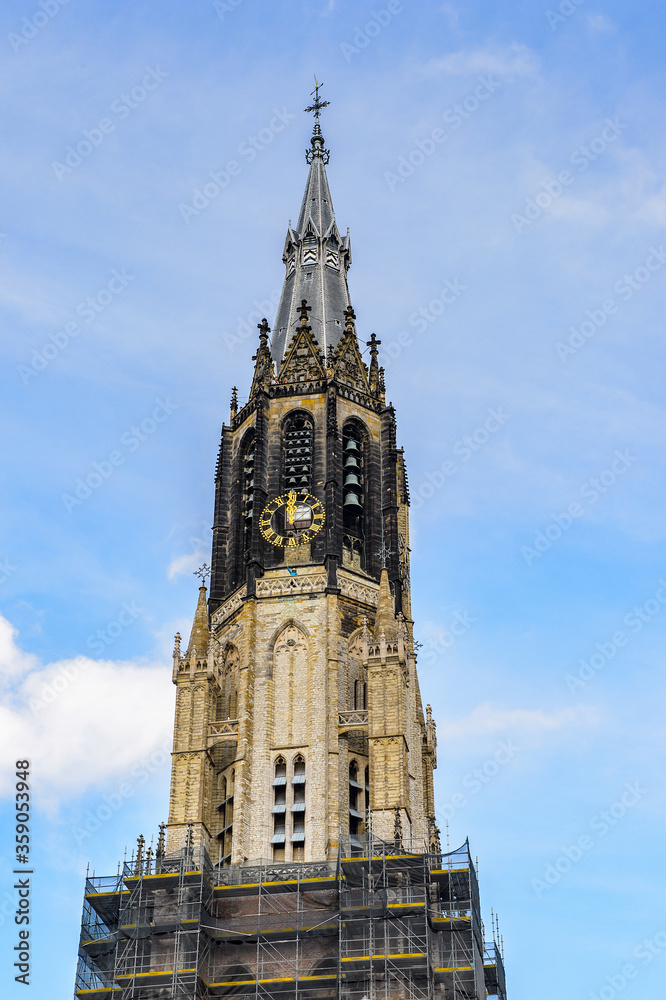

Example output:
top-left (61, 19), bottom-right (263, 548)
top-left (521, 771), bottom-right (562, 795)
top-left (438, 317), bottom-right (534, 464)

top-left (257, 318), bottom-right (270, 346)
top-left (194, 563), bottom-right (210, 585)
top-left (376, 542), bottom-right (394, 568)
top-left (367, 333), bottom-right (381, 356)
top-left (304, 76), bottom-right (331, 164)
top-left (297, 299), bottom-right (312, 329)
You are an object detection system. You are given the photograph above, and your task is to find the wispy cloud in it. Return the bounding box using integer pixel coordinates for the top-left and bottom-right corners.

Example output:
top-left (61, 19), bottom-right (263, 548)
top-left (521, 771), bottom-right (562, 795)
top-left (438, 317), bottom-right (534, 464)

top-left (424, 42), bottom-right (539, 79)
top-left (438, 702), bottom-right (600, 742)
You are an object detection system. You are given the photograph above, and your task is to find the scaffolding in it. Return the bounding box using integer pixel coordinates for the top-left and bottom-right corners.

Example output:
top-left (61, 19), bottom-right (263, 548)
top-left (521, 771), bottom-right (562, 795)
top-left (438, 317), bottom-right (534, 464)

top-left (75, 839), bottom-right (506, 1000)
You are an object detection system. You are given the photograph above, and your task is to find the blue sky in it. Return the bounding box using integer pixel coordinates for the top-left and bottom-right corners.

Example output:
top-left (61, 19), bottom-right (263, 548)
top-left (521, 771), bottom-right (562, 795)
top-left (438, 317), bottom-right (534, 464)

top-left (1, 0), bottom-right (665, 997)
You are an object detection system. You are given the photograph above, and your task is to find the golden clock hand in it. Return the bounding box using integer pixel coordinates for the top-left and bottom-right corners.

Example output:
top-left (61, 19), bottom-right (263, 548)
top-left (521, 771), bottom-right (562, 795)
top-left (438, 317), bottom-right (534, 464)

top-left (286, 490), bottom-right (297, 524)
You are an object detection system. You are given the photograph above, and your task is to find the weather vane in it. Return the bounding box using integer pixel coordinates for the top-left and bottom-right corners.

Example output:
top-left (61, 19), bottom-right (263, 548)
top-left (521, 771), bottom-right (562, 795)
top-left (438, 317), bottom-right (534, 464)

top-left (305, 76), bottom-right (331, 164)
top-left (304, 76), bottom-right (330, 120)
top-left (194, 563), bottom-right (210, 584)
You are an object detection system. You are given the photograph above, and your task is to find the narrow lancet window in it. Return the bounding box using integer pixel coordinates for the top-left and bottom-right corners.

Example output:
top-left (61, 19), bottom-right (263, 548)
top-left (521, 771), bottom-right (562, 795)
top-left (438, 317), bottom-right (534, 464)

top-left (271, 757), bottom-right (287, 861)
top-left (291, 755), bottom-right (306, 861)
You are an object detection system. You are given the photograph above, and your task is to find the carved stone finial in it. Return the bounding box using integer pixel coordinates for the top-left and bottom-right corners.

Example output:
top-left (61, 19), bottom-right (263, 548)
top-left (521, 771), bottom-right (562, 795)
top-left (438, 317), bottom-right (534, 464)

top-left (156, 822), bottom-right (166, 860)
top-left (230, 385), bottom-right (238, 420)
top-left (173, 632), bottom-right (181, 656)
top-left (344, 305), bottom-right (356, 333)
top-left (134, 834), bottom-right (145, 875)
top-left (393, 806), bottom-right (403, 847)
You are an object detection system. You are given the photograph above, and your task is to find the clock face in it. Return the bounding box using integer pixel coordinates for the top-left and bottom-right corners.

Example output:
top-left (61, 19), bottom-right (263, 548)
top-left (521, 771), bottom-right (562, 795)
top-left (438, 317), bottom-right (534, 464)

top-left (260, 490), bottom-right (325, 547)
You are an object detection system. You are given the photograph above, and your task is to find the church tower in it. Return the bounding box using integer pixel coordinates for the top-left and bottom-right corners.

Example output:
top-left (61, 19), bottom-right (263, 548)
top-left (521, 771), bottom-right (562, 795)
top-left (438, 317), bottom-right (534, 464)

top-left (166, 87), bottom-right (438, 864)
top-left (74, 88), bottom-right (508, 1000)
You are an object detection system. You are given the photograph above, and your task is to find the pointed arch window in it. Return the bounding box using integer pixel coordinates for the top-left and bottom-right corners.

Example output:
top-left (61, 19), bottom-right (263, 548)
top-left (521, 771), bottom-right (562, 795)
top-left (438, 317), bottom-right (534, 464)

top-left (283, 412), bottom-right (314, 493)
top-left (272, 757), bottom-right (287, 861)
top-left (291, 755), bottom-right (306, 861)
top-left (217, 769), bottom-right (234, 865)
top-left (353, 677), bottom-right (367, 711)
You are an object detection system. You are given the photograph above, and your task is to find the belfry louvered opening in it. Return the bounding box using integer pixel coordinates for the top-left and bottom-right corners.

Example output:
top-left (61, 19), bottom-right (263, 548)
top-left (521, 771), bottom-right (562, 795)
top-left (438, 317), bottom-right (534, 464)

top-left (241, 432), bottom-right (255, 552)
top-left (283, 411), bottom-right (314, 492)
top-left (342, 422), bottom-right (365, 569)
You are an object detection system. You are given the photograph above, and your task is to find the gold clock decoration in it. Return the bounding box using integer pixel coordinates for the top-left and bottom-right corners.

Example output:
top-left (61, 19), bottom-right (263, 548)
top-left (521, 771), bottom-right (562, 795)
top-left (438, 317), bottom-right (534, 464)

top-left (259, 490), bottom-right (325, 547)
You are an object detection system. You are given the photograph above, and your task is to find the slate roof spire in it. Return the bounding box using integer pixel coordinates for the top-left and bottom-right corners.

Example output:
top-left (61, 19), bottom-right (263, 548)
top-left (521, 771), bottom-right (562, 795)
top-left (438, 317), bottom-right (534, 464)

top-left (270, 81), bottom-right (353, 366)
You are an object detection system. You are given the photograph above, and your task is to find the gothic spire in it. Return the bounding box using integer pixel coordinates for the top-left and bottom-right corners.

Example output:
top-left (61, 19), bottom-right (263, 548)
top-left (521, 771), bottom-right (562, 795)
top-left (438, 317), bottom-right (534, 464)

top-left (271, 81), bottom-right (353, 366)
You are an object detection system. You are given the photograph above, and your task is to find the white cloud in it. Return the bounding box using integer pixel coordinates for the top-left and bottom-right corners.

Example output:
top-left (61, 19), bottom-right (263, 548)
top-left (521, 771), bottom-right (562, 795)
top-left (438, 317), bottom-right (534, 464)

top-left (424, 42), bottom-right (539, 79)
top-left (0, 615), bottom-right (174, 812)
top-left (167, 550), bottom-right (206, 580)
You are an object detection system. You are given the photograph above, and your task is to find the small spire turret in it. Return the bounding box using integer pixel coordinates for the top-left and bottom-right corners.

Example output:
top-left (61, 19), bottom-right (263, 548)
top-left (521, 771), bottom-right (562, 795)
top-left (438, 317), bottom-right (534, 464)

top-left (367, 333), bottom-right (381, 394)
top-left (250, 319), bottom-right (274, 396)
